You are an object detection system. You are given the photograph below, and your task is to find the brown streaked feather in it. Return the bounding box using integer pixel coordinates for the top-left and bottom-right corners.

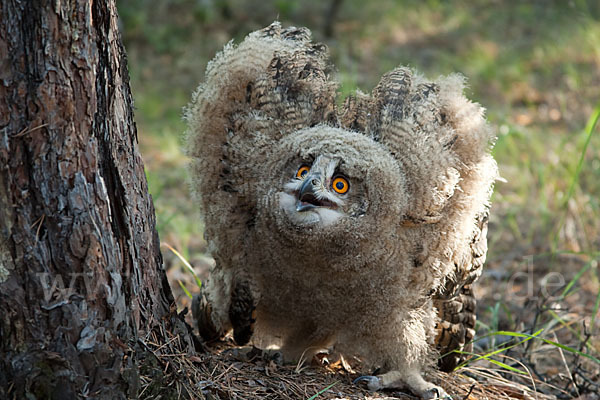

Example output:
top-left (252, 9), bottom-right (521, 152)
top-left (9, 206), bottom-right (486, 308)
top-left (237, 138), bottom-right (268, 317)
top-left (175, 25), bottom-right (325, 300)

top-left (434, 212), bottom-right (489, 371)
top-left (434, 284), bottom-right (477, 372)
top-left (229, 278), bottom-right (256, 346)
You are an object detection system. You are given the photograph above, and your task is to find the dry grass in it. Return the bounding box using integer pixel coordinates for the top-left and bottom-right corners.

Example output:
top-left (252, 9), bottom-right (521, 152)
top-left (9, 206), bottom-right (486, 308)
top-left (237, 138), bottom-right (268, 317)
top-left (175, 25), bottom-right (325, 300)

top-left (138, 331), bottom-right (568, 400)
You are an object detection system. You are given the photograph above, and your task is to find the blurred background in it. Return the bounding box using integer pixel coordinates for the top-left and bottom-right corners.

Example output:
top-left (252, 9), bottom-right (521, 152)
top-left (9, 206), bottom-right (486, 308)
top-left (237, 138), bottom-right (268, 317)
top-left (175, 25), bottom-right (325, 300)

top-left (117, 0), bottom-right (600, 388)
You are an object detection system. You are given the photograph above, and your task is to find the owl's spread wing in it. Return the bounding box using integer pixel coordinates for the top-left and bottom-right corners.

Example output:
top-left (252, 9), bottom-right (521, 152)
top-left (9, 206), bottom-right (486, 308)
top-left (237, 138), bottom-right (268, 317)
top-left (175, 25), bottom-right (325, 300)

top-left (341, 67), bottom-right (495, 225)
top-left (185, 22), bottom-right (336, 256)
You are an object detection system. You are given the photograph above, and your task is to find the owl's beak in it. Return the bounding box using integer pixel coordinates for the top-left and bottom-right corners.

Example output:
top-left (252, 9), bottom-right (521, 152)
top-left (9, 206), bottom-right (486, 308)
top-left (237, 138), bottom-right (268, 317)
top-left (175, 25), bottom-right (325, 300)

top-left (296, 174), bottom-right (335, 212)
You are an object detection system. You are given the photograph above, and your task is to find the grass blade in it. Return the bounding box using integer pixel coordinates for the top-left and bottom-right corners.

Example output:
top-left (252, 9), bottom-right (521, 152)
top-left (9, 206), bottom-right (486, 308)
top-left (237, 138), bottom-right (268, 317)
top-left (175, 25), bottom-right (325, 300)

top-left (553, 104), bottom-right (600, 251)
top-left (558, 260), bottom-right (592, 300)
top-left (163, 243), bottom-right (203, 289)
top-left (484, 358), bottom-right (528, 375)
top-left (307, 381), bottom-right (338, 400)
top-left (178, 280), bottom-right (193, 299)
top-left (454, 329), bottom-right (543, 370)
top-left (534, 336), bottom-right (600, 364)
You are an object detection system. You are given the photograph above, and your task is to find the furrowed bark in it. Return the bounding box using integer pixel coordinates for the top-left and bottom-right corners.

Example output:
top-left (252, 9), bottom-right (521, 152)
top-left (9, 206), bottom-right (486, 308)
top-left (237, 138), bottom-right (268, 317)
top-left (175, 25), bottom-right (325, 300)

top-left (0, 1), bottom-right (191, 398)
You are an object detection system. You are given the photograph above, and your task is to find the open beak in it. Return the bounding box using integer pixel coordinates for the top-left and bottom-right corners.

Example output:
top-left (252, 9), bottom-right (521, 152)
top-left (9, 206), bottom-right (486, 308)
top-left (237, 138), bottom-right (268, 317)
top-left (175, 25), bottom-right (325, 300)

top-left (295, 174), bottom-right (336, 212)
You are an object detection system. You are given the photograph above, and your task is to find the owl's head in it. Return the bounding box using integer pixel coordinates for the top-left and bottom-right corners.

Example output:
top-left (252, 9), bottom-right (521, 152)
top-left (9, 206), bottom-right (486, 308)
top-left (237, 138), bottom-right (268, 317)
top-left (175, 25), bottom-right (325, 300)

top-left (261, 126), bottom-right (406, 242)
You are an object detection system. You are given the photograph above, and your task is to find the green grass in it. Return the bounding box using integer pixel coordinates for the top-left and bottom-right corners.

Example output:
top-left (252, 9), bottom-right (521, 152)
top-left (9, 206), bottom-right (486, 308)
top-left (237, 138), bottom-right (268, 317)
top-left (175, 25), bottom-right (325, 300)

top-left (307, 381), bottom-right (338, 400)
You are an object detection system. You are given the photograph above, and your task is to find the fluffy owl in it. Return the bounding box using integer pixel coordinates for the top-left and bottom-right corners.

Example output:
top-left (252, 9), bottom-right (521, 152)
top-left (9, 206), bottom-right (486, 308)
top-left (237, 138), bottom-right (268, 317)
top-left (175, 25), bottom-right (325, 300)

top-left (185, 22), bottom-right (497, 399)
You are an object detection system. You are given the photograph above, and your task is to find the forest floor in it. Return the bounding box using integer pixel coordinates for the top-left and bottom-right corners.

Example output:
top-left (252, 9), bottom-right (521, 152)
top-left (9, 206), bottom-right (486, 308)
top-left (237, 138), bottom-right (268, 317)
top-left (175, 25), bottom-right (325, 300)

top-left (119, 1), bottom-right (600, 398)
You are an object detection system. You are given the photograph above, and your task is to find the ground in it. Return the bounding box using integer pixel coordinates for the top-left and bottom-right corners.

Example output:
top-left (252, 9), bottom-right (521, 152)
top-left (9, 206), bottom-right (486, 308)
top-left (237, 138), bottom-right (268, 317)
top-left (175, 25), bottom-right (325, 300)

top-left (118, 1), bottom-right (600, 398)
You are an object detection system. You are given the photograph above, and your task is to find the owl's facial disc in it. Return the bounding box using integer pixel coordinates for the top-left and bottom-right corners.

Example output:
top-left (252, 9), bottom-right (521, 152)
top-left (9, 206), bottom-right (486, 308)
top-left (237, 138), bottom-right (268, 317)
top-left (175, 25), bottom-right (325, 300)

top-left (278, 157), bottom-right (347, 227)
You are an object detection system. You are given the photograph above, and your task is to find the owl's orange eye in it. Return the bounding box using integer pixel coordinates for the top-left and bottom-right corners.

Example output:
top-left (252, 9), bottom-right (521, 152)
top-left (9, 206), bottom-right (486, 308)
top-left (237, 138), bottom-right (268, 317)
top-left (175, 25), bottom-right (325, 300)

top-left (332, 177), bottom-right (349, 194)
top-left (296, 165), bottom-right (310, 179)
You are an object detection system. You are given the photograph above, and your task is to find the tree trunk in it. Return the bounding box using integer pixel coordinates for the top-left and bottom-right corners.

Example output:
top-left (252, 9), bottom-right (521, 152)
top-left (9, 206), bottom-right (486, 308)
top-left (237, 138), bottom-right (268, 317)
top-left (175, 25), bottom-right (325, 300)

top-left (0, 1), bottom-right (193, 398)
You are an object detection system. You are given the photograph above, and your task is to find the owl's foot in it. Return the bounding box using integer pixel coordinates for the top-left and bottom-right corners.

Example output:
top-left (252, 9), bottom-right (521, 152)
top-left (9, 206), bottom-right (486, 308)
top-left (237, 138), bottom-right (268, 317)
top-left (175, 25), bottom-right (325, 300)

top-left (353, 370), bottom-right (452, 399)
top-left (353, 375), bottom-right (383, 391)
top-left (422, 387), bottom-right (452, 400)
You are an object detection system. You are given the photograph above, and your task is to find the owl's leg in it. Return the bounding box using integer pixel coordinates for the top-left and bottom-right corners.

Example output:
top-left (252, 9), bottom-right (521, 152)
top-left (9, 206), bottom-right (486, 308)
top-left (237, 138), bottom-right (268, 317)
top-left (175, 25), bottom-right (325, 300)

top-left (277, 320), bottom-right (336, 364)
top-left (354, 302), bottom-right (451, 399)
top-left (228, 277), bottom-right (257, 345)
top-left (354, 369), bottom-right (451, 399)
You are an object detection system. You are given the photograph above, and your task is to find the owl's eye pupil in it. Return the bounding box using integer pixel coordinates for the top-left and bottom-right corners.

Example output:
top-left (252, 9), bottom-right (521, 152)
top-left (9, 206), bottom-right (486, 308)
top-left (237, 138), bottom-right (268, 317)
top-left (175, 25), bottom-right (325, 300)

top-left (335, 181), bottom-right (344, 190)
top-left (301, 170), bottom-right (308, 177)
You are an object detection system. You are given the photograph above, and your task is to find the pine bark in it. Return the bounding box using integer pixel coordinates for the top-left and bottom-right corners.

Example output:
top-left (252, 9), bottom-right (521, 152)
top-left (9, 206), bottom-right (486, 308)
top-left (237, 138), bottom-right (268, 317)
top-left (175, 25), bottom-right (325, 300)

top-left (0, 1), bottom-right (189, 398)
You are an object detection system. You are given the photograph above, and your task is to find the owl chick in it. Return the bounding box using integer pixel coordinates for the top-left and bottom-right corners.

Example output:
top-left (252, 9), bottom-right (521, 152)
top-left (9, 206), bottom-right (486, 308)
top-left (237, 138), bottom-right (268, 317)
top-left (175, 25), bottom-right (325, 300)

top-left (186, 23), bottom-right (497, 399)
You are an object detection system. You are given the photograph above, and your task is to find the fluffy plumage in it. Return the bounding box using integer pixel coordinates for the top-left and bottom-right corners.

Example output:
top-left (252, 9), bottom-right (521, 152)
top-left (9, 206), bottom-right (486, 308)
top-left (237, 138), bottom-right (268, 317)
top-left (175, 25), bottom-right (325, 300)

top-left (186, 22), bottom-right (497, 399)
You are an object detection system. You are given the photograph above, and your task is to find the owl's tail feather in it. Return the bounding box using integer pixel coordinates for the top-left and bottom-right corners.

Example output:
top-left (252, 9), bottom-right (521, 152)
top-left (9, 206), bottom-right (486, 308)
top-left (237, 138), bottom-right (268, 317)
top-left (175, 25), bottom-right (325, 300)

top-left (434, 284), bottom-right (476, 372)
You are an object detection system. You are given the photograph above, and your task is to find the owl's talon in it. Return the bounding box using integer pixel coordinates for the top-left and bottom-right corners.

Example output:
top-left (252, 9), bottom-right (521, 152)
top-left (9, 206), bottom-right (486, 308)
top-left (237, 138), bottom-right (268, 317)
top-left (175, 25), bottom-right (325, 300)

top-left (353, 375), bottom-right (383, 391)
top-left (423, 387), bottom-right (452, 400)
